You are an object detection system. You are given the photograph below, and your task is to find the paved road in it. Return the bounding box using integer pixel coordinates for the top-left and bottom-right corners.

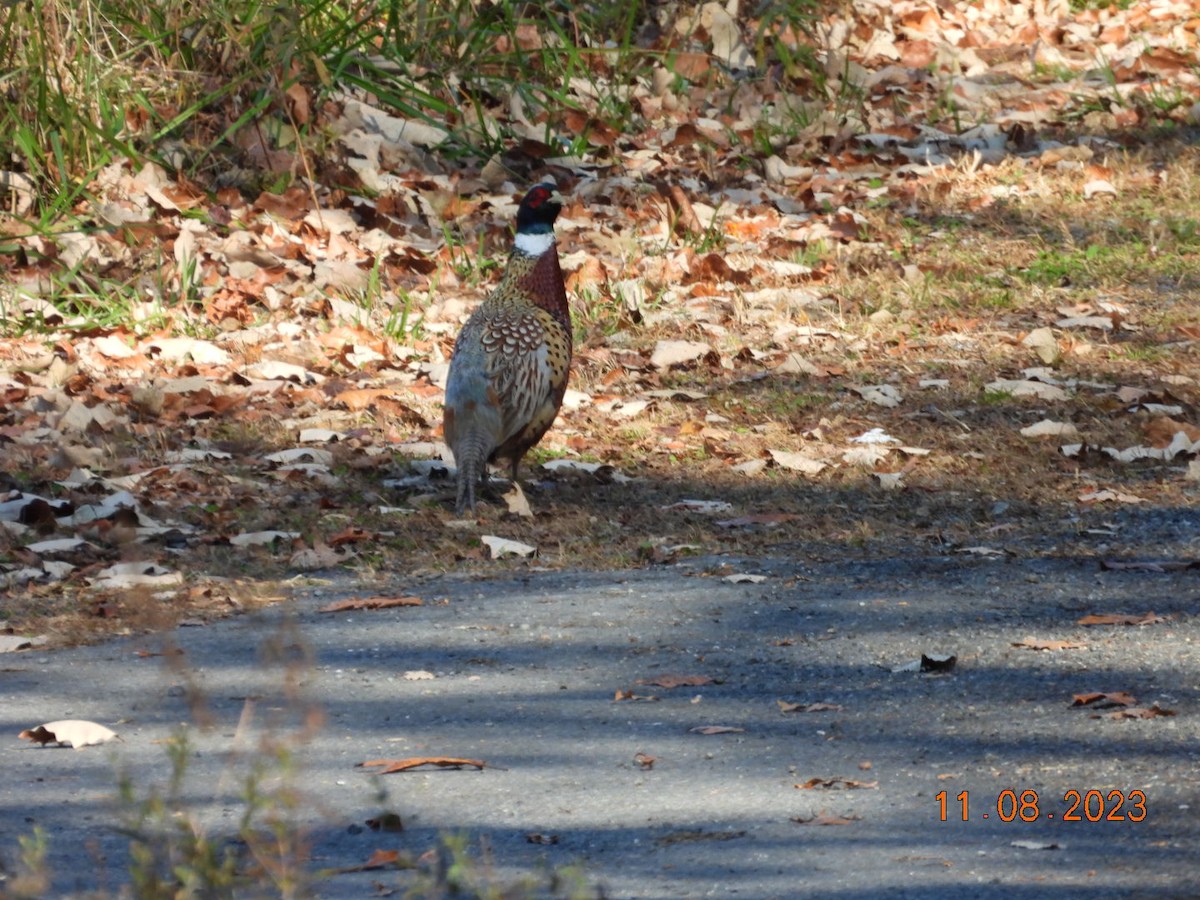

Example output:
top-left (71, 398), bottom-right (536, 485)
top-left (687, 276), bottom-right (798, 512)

top-left (2, 553), bottom-right (1197, 898)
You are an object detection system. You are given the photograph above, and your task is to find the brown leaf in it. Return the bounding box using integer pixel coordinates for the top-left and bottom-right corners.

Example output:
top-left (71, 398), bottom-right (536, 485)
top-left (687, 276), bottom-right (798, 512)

top-left (669, 51), bottom-right (710, 80)
top-left (614, 690), bottom-right (659, 702)
top-left (1142, 416), bottom-right (1200, 447)
top-left (335, 848), bottom-right (404, 873)
top-left (689, 725), bottom-right (744, 735)
top-left (1011, 638), bottom-right (1086, 651)
top-left (318, 595), bottom-right (423, 613)
top-left (795, 777), bottom-right (879, 790)
top-left (777, 700), bottom-right (844, 713)
top-left (328, 527), bottom-right (376, 547)
top-left (357, 757), bottom-right (496, 773)
top-left (790, 814), bottom-right (861, 826)
top-left (634, 752), bottom-right (656, 769)
top-left (1076, 612), bottom-right (1165, 626)
top-left (635, 674), bottom-right (714, 689)
top-left (525, 832), bottom-right (559, 845)
top-left (1072, 691), bottom-right (1138, 708)
top-left (1102, 704), bottom-right (1176, 720)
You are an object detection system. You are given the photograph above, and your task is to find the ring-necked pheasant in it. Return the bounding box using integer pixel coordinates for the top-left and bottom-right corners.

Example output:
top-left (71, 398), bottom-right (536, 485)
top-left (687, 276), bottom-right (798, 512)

top-left (442, 183), bottom-right (571, 515)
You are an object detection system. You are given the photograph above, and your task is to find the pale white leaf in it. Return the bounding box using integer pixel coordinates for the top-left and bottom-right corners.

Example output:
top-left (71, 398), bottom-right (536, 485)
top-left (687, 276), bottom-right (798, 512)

top-left (167, 448), bottom-right (233, 462)
top-left (91, 335), bottom-right (136, 359)
top-left (1137, 403), bottom-right (1184, 416)
top-left (290, 542), bottom-right (350, 569)
top-left (560, 389), bottom-right (592, 410)
top-left (1011, 840), bottom-right (1063, 851)
top-left (540, 460), bottom-right (631, 483)
top-left (731, 459), bottom-right (768, 476)
top-left (611, 399), bottom-right (651, 419)
top-left (481, 535), bottom-right (537, 558)
top-left (723, 573), bottom-right (767, 584)
top-left (985, 379), bottom-right (1069, 401)
top-left (699, 1), bottom-right (755, 69)
top-left (1079, 489), bottom-right (1145, 504)
top-left (1083, 179), bottom-right (1117, 199)
top-left (503, 482), bottom-right (533, 518)
top-left (769, 449), bottom-right (828, 475)
top-left (842, 446), bottom-right (890, 468)
top-left (650, 340), bottom-right (711, 369)
top-left (852, 384), bottom-right (902, 407)
top-left (160, 376), bottom-right (212, 394)
top-left (92, 562), bottom-right (183, 588)
top-left (1055, 315), bottom-right (1113, 330)
top-left (0, 634), bottom-right (46, 653)
top-left (56, 466), bottom-right (103, 488)
top-left (403, 670), bottom-right (436, 681)
top-left (774, 352), bottom-right (823, 376)
top-left (299, 428), bottom-right (345, 443)
top-left (230, 530), bottom-right (300, 546)
top-left (22, 719), bottom-right (120, 749)
top-left (873, 472), bottom-right (904, 490)
top-left (248, 360), bottom-right (323, 383)
top-left (1021, 420), bottom-right (1078, 438)
top-left (24, 538), bottom-right (90, 554)
top-left (851, 428), bottom-right (897, 444)
top-left (661, 499), bottom-right (735, 514)
top-left (1022, 327), bottom-right (1060, 364)
top-left (264, 448), bottom-right (335, 466)
top-left (146, 337), bottom-right (231, 365)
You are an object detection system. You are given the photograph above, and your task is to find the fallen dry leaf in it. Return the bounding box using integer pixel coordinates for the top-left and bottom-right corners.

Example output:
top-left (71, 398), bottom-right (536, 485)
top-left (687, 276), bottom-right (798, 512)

top-left (318, 595), bottom-right (423, 613)
top-left (502, 482), bottom-right (533, 518)
top-left (19, 720), bottom-right (120, 749)
top-left (1071, 692), bottom-right (1138, 709)
top-left (688, 725), bottom-right (744, 735)
top-left (795, 777), bottom-right (879, 791)
top-left (1011, 638), bottom-right (1086, 652)
top-left (613, 689), bottom-right (659, 702)
top-left (635, 674), bottom-right (714, 689)
top-left (790, 814), bottom-right (861, 826)
top-left (333, 848), bottom-right (404, 873)
top-left (1099, 705), bottom-right (1176, 720)
top-left (1011, 840), bottom-right (1062, 851)
top-left (1076, 612), bottom-right (1166, 626)
top-left (357, 756), bottom-right (498, 773)
top-left (1078, 489), bottom-right (1146, 505)
top-left (481, 535), bottom-right (537, 558)
top-left (777, 700), bottom-right (844, 713)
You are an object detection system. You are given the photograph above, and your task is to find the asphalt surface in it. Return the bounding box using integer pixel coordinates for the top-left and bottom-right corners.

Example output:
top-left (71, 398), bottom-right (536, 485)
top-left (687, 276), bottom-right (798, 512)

top-left (2, 550), bottom-right (1198, 898)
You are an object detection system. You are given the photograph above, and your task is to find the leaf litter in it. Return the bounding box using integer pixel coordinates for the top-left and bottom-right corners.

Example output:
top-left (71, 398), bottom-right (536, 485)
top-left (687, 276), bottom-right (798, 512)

top-left (2, 1), bottom-right (1200, 651)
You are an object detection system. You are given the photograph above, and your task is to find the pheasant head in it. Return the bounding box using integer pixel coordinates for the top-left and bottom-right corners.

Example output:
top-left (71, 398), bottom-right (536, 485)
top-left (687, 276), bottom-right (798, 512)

top-left (513, 182), bottom-right (564, 256)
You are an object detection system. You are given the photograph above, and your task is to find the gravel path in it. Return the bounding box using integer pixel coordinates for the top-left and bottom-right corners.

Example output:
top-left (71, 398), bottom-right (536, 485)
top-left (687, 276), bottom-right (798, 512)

top-left (2, 552), bottom-right (1197, 898)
